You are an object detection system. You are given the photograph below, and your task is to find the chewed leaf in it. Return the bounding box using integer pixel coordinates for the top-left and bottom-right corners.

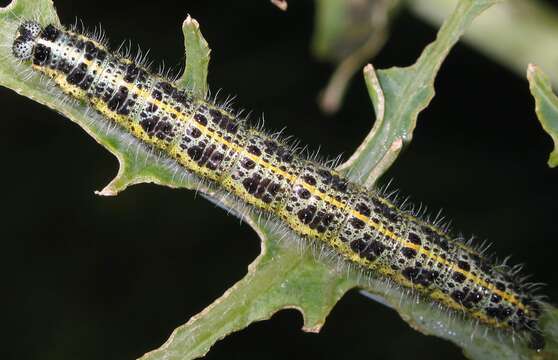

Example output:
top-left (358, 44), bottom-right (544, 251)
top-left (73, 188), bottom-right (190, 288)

top-left (99, 15), bottom-right (211, 195)
top-left (0, 0), bottom-right (210, 196)
top-left (336, 0), bottom-right (502, 187)
top-left (1, 1), bottom-right (353, 358)
top-left (175, 15), bottom-right (210, 98)
top-left (1, 1), bottom-right (556, 360)
top-left (527, 64), bottom-right (558, 168)
top-left (140, 200), bottom-right (359, 360)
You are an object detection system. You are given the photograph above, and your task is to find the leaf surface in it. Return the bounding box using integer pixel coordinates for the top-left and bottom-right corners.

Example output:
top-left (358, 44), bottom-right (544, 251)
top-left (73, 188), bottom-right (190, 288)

top-left (0, 1), bottom-right (556, 359)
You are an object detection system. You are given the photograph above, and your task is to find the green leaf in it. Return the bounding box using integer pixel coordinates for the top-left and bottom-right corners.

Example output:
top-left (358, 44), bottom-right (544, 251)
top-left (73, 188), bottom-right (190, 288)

top-left (312, 0), bottom-right (348, 61)
top-left (175, 15), bottom-right (210, 98)
top-left (1, 1), bottom-right (556, 359)
top-left (140, 208), bottom-right (358, 360)
top-left (337, 0), bottom-right (503, 187)
top-left (0, 0), bottom-right (211, 197)
top-left (527, 64), bottom-right (558, 167)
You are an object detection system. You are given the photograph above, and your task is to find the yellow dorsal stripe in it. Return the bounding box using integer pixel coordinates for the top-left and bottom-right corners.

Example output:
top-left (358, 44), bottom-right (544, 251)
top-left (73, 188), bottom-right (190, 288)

top-left (67, 58), bottom-right (525, 311)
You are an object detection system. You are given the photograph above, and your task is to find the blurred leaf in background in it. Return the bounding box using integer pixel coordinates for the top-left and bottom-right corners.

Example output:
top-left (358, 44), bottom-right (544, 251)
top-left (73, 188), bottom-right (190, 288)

top-left (314, 0), bottom-right (558, 114)
top-left (313, 0), bottom-right (400, 113)
top-left (528, 64), bottom-right (558, 167)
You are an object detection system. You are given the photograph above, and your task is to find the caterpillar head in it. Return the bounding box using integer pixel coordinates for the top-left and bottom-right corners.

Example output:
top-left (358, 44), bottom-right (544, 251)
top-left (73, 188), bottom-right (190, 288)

top-left (12, 21), bottom-right (42, 60)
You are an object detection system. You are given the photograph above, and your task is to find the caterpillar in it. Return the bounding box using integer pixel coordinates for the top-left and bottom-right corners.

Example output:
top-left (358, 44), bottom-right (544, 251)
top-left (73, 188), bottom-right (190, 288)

top-left (9, 19), bottom-right (546, 350)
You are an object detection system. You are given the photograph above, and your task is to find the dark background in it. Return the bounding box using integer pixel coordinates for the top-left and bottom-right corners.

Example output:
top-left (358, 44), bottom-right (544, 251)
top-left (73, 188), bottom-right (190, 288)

top-left (1, 0), bottom-right (557, 359)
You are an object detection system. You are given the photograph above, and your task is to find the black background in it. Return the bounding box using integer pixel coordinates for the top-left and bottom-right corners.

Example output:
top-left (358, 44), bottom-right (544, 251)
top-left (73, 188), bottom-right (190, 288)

top-left (1, 1), bottom-right (557, 359)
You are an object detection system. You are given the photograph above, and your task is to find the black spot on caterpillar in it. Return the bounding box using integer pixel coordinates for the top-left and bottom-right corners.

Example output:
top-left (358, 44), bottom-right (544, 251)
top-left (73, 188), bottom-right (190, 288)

top-left (8, 19), bottom-right (547, 351)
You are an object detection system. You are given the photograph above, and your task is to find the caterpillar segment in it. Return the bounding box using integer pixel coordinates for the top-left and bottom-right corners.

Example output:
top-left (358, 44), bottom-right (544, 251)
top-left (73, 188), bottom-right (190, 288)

top-left (11, 20), bottom-right (545, 350)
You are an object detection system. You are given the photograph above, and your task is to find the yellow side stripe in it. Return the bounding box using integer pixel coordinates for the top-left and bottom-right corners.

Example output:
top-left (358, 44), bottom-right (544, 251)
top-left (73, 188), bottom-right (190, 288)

top-left (45, 53), bottom-right (525, 312)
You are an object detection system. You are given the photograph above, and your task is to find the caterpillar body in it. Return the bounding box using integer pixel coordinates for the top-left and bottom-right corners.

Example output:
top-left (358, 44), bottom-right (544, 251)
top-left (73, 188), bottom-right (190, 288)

top-left (11, 20), bottom-right (545, 349)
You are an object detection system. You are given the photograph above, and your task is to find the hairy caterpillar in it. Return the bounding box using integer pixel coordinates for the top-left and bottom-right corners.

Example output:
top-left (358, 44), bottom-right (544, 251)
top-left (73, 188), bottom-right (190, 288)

top-left (9, 19), bottom-right (546, 351)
